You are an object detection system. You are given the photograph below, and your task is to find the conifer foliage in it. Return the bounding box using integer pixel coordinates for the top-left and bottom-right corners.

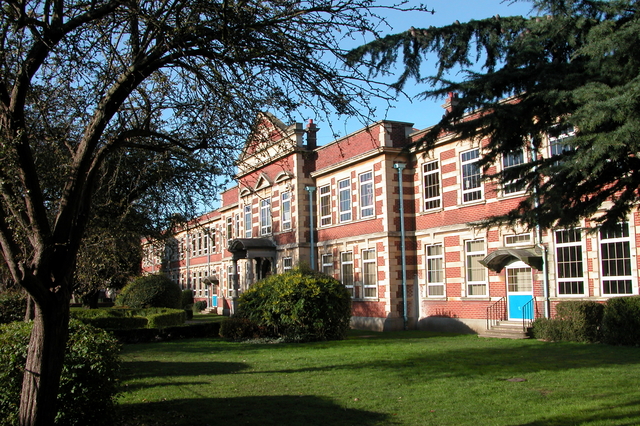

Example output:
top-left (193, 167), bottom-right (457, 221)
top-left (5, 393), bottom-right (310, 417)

top-left (351, 0), bottom-right (640, 230)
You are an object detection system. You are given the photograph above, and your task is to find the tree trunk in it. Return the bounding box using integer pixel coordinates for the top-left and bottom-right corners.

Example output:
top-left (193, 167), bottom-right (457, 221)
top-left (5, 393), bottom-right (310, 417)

top-left (18, 297), bottom-right (70, 426)
top-left (24, 296), bottom-right (35, 322)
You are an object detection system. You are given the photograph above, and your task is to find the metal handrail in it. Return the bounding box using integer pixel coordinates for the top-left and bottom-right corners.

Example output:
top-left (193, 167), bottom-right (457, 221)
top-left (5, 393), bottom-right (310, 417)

top-left (521, 297), bottom-right (537, 332)
top-left (486, 297), bottom-right (507, 330)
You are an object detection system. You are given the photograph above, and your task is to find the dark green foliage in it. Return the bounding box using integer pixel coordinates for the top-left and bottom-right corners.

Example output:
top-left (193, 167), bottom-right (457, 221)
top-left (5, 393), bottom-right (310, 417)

top-left (181, 289), bottom-right (194, 308)
top-left (115, 274), bottom-right (181, 309)
top-left (114, 321), bottom-right (222, 344)
top-left (601, 296), bottom-right (640, 346)
top-left (0, 320), bottom-right (121, 426)
top-left (237, 267), bottom-right (352, 341)
top-left (194, 300), bottom-right (208, 312)
top-left (184, 308), bottom-right (194, 320)
top-left (72, 308), bottom-right (185, 330)
top-left (0, 292), bottom-right (26, 324)
top-left (532, 301), bottom-right (603, 342)
top-left (147, 310), bottom-right (186, 329)
top-left (351, 0), bottom-right (640, 230)
top-left (219, 317), bottom-right (264, 340)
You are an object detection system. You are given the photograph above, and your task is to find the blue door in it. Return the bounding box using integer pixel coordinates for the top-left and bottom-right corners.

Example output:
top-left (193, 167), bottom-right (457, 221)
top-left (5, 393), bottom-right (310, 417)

top-left (506, 263), bottom-right (534, 320)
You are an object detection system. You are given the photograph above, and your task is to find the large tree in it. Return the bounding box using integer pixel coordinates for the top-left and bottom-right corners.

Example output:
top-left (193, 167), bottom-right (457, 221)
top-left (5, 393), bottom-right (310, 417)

top-left (351, 0), bottom-right (640, 231)
top-left (0, 0), bottom-right (418, 423)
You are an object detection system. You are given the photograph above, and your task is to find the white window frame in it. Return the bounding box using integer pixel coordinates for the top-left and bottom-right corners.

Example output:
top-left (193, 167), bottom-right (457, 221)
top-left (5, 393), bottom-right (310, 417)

top-left (202, 230), bottom-right (209, 255)
top-left (227, 265), bottom-right (235, 297)
top-left (362, 249), bottom-right (377, 298)
top-left (341, 251), bottom-right (354, 297)
top-left (281, 192), bottom-right (292, 231)
top-left (226, 217), bottom-right (233, 242)
top-left (319, 185), bottom-right (331, 226)
top-left (555, 229), bottom-right (586, 296)
top-left (502, 148), bottom-right (526, 195)
top-left (504, 233), bottom-right (532, 247)
top-left (461, 148), bottom-right (483, 203)
top-left (283, 257), bottom-right (293, 272)
top-left (260, 198), bottom-right (272, 236)
top-left (549, 125), bottom-right (576, 159)
top-left (322, 253), bottom-right (333, 276)
top-left (465, 239), bottom-right (487, 296)
top-left (425, 244), bottom-right (445, 297)
top-left (359, 171), bottom-right (374, 218)
top-left (244, 205), bottom-right (252, 238)
top-left (600, 223), bottom-right (634, 295)
top-left (423, 160), bottom-right (442, 211)
top-left (338, 178), bottom-right (352, 222)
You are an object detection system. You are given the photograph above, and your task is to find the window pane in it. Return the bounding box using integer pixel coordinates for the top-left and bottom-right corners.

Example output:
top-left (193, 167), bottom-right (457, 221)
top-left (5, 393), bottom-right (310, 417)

top-left (339, 179), bottom-right (351, 222)
top-left (423, 161), bottom-right (441, 210)
top-left (319, 185), bottom-right (331, 226)
top-left (360, 172), bottom-right (374, 218)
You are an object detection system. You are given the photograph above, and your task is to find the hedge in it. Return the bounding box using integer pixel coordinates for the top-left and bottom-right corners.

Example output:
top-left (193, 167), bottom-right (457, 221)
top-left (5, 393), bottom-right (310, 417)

top-left (71, 308), bottom-right (185, 330)
top-left (532, 301), bottom-right (603, 343)
top-left (601, 296), bottom-right (640, 346)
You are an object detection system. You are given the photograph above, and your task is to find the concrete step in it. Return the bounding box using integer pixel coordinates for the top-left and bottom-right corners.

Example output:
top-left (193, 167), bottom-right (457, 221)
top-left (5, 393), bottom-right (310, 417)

top-left (478, 321), bottom-right (532, 339)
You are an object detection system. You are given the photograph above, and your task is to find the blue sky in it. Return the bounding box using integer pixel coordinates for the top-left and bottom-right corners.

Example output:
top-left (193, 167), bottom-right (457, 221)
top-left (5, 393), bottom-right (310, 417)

top-left (313, 0), bottom-right (536, 145)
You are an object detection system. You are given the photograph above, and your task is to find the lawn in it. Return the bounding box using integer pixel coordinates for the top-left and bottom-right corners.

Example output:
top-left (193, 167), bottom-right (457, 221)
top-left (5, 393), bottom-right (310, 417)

top-left (118, 330), bottom-right (640, 426)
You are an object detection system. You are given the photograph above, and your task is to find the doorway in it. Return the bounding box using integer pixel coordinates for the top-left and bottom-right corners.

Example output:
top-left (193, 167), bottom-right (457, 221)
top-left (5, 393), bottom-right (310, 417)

top-left (506, 261), bottom-right (534, 320)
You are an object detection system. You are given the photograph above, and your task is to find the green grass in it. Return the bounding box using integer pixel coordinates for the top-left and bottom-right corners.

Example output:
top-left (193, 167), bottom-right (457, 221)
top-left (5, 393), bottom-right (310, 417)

top-left (118, 330), bottom-right (640, 426)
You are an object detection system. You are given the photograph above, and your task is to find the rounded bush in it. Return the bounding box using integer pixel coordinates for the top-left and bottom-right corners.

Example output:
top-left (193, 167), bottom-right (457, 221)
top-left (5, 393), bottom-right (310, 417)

top-left (0, 319), bottom-right (121, 426)
top-left (601, 296), bottom-right (640, 345)
top-left (237, 266), bottom-right (352, 341)
top-left (181, 289), bottom-right (194, 308)
top-left (116, 274), bottom-right (181, 309)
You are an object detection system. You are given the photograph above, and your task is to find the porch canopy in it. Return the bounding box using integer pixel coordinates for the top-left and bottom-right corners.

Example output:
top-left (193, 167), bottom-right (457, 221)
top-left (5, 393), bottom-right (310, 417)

top-left (228, 238), bottom-right (276, 260)
top-left (479, 248), bottom-right (543, 273)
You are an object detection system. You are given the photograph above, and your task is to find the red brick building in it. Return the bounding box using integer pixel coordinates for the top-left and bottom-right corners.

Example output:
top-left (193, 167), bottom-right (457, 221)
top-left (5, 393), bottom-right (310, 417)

top-left (142, 105), bottom-right (640, 333)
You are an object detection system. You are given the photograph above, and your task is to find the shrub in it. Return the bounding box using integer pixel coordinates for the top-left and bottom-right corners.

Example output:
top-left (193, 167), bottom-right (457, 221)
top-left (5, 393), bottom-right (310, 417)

top-left (219, 317), bottom-right (263, 340)
top-left (72, 308), bottom-right (186, 330)
top-left (0, 292), bottom-right (27, 324)
top-left (181, 289), bottom-right (194, 308)
top-left (601, 296), bottom-right (640, 346)
top-left (115, 274), bottom-right (181, 309)
top-left (532, 301), bottom-right (604, 343)
top-left (236, 266), bottom-right (352, 341)
top-left (147, 309), bottom-right (186, 328)
top-left (194, 300), bottom-right (207, 312)
top-left (0, 319), bottom-right (121, 426)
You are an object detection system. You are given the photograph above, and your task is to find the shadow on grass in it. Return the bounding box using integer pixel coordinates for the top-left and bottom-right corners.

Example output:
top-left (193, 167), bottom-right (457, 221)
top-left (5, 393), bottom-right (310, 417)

top-left (514, 398), bottom-right (640, 426)
top-left (118, 394), bottom-right (394, 426)
top-left (122, 336), bottom-right (640, 382)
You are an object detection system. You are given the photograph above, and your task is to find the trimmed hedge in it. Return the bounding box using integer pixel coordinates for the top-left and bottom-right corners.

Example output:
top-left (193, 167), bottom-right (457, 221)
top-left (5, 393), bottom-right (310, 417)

top-left (601, 296), bottom-right (640, 346)
top-left (532, 301), bottom-right (603, 343)
top-left (0, 319), bottom-right (121, 426)
top-left (0, 292), bottom-right (27, 324)
top-left (115, 274), bottom-right (181, 309)
top-left (112, 321), bottom-right (221, 344)
top-left (147, 310), bottom-right (186, 329)
top-left (236, 266), bottom-right (352, 341)
top-left (71, 308), bottom-right (185, 330)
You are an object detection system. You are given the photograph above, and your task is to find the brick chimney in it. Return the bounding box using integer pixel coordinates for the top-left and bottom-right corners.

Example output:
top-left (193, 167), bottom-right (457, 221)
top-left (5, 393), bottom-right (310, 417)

top-left (306, 119), bottom-right (318, 149)
top-left (441, 92), bottom-right (459, 114)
